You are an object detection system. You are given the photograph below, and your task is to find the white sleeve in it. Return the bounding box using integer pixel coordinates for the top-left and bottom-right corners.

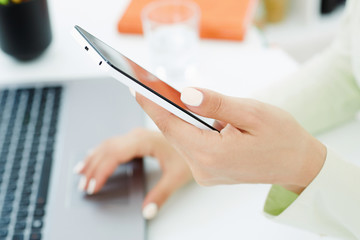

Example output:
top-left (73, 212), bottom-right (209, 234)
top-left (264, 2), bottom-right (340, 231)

top-left (266, 150), bottom-right (360, 239)
top-left (255, 0), bottom-right (360, 135)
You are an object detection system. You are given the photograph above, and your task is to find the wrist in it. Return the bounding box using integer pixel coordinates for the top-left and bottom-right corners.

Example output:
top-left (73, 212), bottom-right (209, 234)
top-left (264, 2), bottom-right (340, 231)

top-left (280, 184), bottom-right (305, 195)
top-left (302, 137), bottom-right (327, 187)
top-left (287, 136), bottom-right (327, 194)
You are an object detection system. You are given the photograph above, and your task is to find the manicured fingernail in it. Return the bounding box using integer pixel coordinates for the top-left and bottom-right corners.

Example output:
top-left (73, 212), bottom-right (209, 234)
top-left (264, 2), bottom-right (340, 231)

top-left (129, 88), bottom-right (136, 97)
top-left (87, 178), bottom-right (96, 195)
top-left (181, 88), bottom-right (203, 107)
top-left (78, 176), bottom-right (87, 192)
top-left (142, 203), bottom-right (158, 220)
top-left (73, 161), bottom-right (85, 174)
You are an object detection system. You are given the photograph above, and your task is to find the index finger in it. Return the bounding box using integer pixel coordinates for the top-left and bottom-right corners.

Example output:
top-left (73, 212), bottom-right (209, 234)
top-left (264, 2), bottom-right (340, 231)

top-left (135, 93), bottom-right (216, 148)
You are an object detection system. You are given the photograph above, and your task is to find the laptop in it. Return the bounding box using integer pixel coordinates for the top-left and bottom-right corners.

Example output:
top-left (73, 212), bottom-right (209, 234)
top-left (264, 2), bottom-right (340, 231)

top-left (0, 77), bottom-right (146, 240)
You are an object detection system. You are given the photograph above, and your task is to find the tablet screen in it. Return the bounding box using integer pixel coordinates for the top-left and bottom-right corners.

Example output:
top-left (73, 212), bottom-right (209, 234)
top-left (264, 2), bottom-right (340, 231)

top-left (78, 26), bottom-right (187, 108)
top-left (75, 26), bottom-right (215, 131)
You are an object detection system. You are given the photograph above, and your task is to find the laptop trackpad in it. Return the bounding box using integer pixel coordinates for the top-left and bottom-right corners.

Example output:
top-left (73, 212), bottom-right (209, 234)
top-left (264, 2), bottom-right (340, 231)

top-left (67, 156), bottom-right (132, 208)
top-left (84, 165), bottom-right (131, 204)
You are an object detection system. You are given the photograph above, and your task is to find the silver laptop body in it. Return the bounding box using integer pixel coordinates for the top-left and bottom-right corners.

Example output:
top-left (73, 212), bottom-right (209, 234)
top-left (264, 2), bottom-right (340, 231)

top-left (0, 77), bottom-right (146, 240)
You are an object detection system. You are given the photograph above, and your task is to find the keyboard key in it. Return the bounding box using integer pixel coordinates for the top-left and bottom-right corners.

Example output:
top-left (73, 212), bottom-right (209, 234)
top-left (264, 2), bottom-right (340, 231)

top-left (7, 182), bottom-right (17, 191)
top-left (0, 229), bottom-right (8, 238)
top-left (9, 173), bottom-right (19, 181)
top-left (20, 195), bottom-right (30, 203)
top-left (11, 164), bottom-right (21, 171)
top-left (32, 219), bottom-right (43, 229)
top-left (19, 199), bottom-right (30, 207)
top-left (17, 211), bottom-right (28, 219)
top-left (15, 221), bottom-right (26, 230)
top-left (6, 189), bottom-right (15, 196)
top-left (36, 197), bottom-right (46, 206)
top-left (29, 152), bottom-right (38, 159)
top-left (0, 222), bottom-right (9, 229)
top-left (15, 222), bottom-right (26, 230)
top-left (22, 188), bottom-right (32, 196)
top-left (12, 234), bottom-right (23, 240)
top-left (34, 209), bottom-right (45, 217)
top-left (24, 178), bottom-right (34, 185)
top-left (28, 160), bottom-right (37, 167)
top-left (12, 160), bottom-right (22, 168)
top-left (13, 155), bottom-right (22, 163)
top-left (25, 171), bottom-right (34, 179)
top-left (26, 167), bottom-right (36, 175)
top-left (2, 205), bottom-right (12, 215)
top-left (21, 194), bottom-right (31, 202)
top-left (27, 162), bottom-right (36, 168)
top-left (1, 211), bottom-right (10, 218)
top-left (0, 217), bottom-right (10, 226)
top-left (29, 232), bottom-right (41, 240)
top-left (5, 132), bottom-right (13, 140)
top-left (5, 193), bottom-right (15, 202)
top-left (16, 146), bottom-right (24, 153)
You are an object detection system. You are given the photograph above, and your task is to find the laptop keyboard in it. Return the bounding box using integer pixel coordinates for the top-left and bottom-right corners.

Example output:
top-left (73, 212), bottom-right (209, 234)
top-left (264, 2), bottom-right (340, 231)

top-left (0, 86), bottom-right (62, 240)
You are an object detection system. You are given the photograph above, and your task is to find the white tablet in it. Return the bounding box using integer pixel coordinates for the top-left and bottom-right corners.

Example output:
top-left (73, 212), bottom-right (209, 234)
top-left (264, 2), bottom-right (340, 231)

top-left (72, 25), bottom-right (216, 131)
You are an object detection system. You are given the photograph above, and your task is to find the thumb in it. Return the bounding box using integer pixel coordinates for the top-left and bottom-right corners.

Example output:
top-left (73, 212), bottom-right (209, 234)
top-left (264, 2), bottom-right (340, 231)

top-left (180, 87), bottom-right (262, 131)
top-left (142, 174), bottom-right (177, 220)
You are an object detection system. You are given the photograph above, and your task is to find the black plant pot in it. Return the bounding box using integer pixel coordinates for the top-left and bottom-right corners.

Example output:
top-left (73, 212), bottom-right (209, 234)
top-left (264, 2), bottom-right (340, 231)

top-left (0, 0), bottom-right (52, 61)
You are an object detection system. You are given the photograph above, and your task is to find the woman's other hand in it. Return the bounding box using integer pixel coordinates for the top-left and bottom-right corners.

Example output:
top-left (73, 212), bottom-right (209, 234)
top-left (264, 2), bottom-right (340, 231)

top-left (73, 128), bottom-right (192, 219)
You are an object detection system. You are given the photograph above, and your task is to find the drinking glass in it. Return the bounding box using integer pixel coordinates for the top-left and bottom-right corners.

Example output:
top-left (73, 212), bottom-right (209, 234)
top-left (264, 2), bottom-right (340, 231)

top-left (142, 0), bottom-right (200, 85)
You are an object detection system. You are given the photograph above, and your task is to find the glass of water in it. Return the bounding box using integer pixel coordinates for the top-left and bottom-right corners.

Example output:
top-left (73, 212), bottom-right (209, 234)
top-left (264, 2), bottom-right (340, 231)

top-left (142, 0), bottom-right (200, 86)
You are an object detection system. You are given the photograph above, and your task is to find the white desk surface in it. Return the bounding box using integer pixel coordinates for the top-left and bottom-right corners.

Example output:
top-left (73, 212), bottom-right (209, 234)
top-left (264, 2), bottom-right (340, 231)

top-left (1, 0), bottom-right (358, 239)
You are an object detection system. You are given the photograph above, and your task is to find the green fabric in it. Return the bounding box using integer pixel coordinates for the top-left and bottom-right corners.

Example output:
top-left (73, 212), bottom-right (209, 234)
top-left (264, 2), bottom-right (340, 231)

top-left (263, 185), bottom-right (299, 216)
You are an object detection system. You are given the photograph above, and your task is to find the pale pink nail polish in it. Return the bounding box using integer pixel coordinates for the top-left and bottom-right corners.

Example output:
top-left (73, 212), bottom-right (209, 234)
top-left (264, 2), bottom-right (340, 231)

top-left (181, 88), bottom-right (203, 107)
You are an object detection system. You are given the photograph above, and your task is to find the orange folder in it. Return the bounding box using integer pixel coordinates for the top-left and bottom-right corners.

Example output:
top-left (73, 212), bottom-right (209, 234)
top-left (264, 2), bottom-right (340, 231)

top-left (118, 0), bottom-right (256, 41)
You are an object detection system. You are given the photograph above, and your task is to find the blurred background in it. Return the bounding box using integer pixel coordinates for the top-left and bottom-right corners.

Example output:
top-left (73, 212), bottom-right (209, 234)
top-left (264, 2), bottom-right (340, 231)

top-left (0, 0), bottom-right (347, 94)
top-left (258, 0), bottom-right (346, 63)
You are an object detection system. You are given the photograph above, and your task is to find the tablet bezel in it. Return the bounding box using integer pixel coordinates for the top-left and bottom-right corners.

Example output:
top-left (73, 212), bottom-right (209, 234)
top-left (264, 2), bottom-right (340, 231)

top-left (72, 25), bottom-right (216, 131)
